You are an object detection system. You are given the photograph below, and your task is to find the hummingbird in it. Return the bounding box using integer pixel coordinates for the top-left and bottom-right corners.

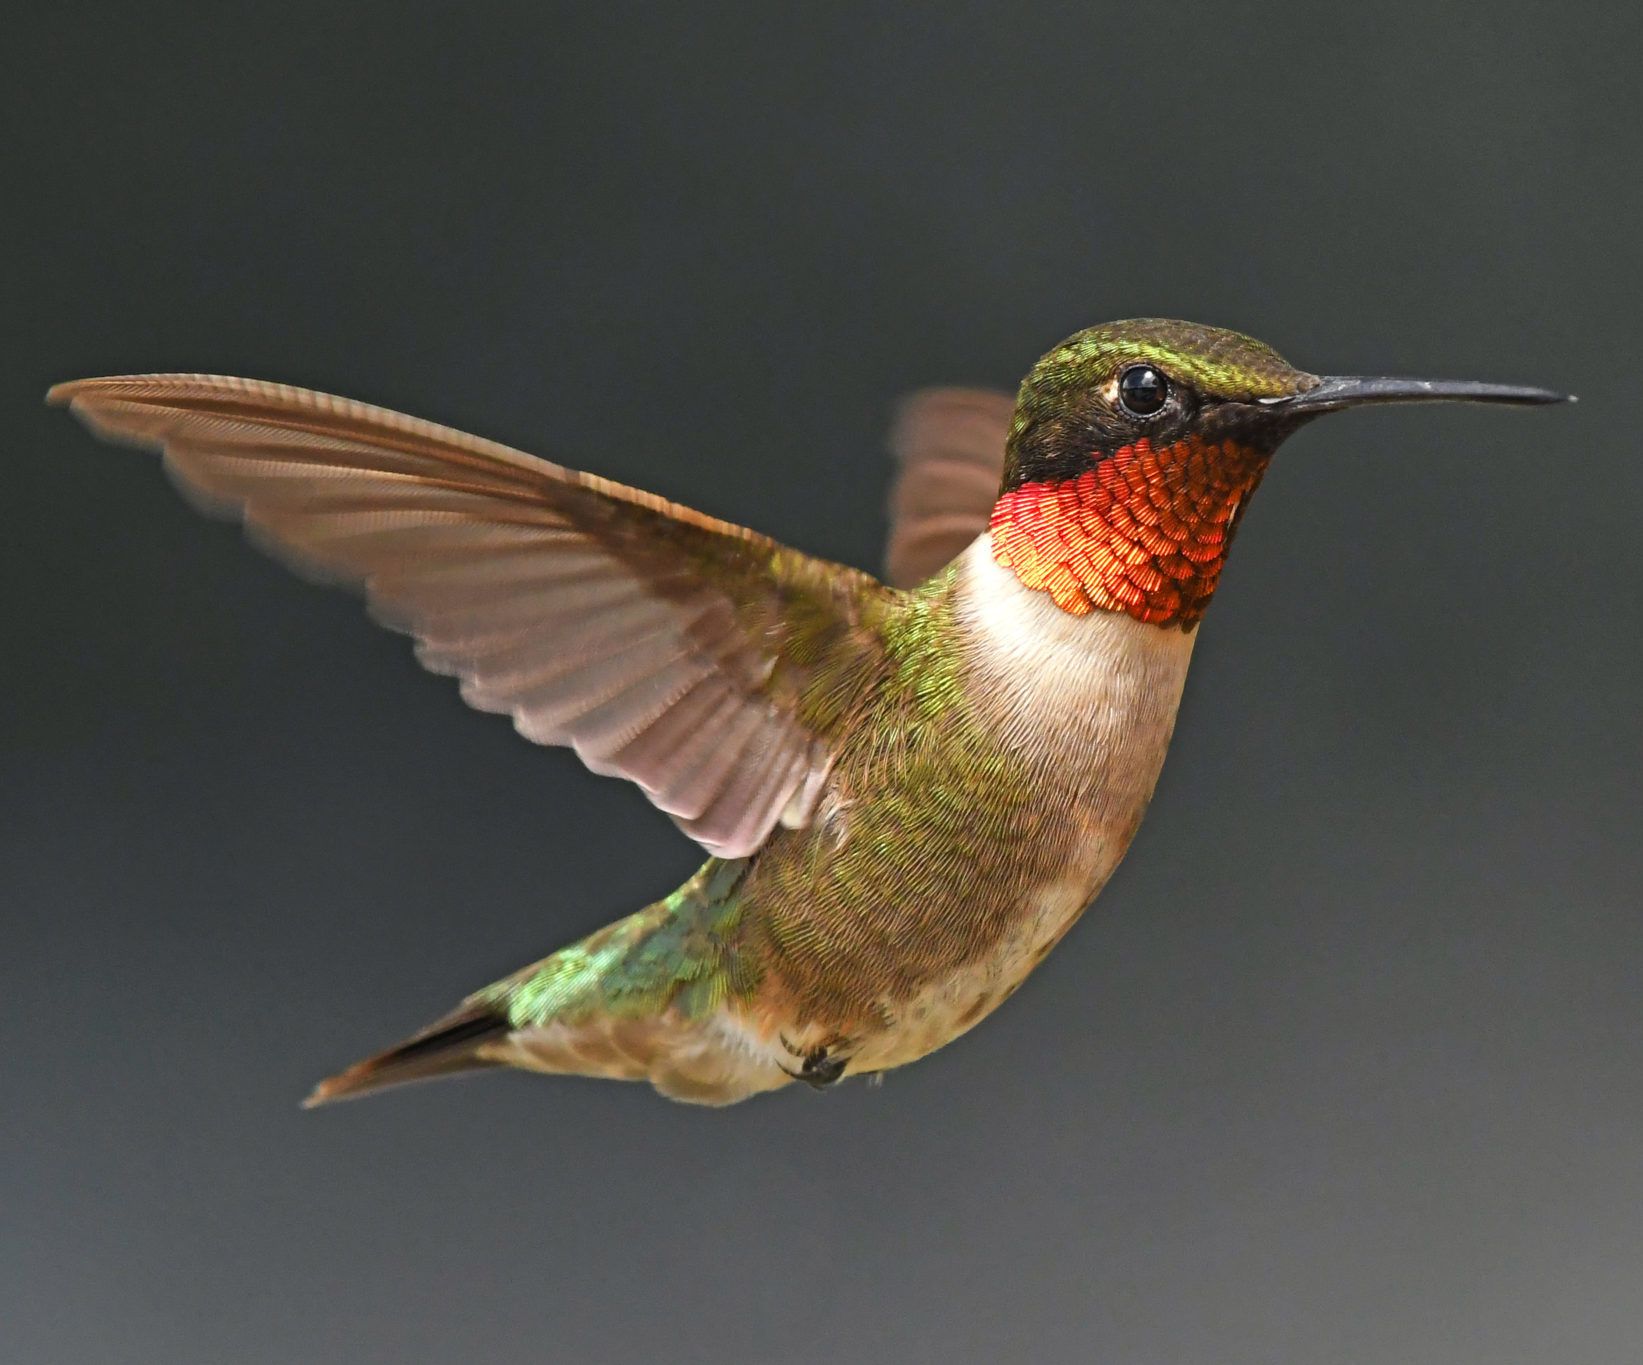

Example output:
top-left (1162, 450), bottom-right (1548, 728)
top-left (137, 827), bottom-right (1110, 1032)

top-left (51, 319), bottom-right (1568, 1107)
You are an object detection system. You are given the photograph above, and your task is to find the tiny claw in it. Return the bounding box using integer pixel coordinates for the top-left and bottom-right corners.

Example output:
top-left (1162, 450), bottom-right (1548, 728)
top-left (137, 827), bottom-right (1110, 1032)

top-left (777, 1041), bottom-right (850, 1089)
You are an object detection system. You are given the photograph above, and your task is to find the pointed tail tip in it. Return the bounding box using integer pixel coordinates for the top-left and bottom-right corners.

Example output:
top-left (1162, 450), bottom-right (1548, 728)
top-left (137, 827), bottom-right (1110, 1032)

top-left (301, 1048), bottom-right (426, 1108)
top-left (298, 1005), bottom-right (512, 1111)
top-left (301, 1067), bottom-right (366, 1110)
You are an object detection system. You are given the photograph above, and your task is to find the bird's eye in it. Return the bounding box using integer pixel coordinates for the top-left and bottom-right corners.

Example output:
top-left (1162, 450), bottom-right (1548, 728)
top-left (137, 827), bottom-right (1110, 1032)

top-left (1117, 365), bottom-right (1169, 418)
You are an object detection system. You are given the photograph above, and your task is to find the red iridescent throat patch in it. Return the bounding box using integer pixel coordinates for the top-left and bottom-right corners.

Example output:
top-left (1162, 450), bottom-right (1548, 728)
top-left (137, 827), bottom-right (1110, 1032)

top-left (989, 435), bottom-right (1270, 628)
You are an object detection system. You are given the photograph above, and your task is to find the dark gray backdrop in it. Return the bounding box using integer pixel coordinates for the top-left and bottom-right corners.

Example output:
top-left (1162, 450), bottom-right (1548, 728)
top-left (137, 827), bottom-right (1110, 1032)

top-left (7, 5), bottom-right (1640, 1363)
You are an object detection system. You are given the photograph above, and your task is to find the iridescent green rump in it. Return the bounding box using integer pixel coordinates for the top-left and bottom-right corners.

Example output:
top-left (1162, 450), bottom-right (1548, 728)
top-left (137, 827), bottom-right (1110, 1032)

top-left (477, 858), bottom-right (759, 1028)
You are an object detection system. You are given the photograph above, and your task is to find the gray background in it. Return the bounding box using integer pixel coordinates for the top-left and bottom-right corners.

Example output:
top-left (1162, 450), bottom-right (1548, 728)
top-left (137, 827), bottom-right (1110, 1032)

top-left (6, 4), bottom-right (1640, 1362)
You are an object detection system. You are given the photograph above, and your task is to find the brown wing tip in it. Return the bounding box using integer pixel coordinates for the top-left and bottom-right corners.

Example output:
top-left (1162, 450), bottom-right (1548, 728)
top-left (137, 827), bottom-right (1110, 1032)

top-left (46, 375), bottom-right (168, 408)
top-left (47, 374), bottom-right (259, 408)
top-left (45, 378), bottom-right (90, 406)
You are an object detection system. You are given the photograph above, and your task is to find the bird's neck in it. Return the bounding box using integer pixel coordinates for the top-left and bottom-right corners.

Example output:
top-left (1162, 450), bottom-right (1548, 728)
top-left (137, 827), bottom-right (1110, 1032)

top-left (987, 434), bottom-right (1271, 628)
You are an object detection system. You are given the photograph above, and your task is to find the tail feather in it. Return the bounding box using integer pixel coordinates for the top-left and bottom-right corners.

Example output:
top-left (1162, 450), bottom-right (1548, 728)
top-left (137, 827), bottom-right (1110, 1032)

top-left (302, 862), bottom-right (787, 1107)
top-left (303, 1001), bottom-right (510, 1107)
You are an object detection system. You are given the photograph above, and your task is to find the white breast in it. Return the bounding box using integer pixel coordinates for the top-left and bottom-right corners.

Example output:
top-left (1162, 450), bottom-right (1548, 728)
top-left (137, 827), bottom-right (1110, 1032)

top-left (851, 537), bottom-right (1202, 1073)
top-left (956, 534), bottom-right (1198, 824)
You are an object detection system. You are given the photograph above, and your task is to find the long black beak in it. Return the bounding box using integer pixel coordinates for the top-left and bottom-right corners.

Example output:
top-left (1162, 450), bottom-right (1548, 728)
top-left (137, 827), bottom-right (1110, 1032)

top-left (1267, 375), bottom-right (1573, 414)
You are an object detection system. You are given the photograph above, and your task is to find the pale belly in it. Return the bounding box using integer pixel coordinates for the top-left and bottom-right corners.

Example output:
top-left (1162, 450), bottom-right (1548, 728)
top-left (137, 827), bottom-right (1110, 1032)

top-left (848, 872), bottom-right (1102, 1073)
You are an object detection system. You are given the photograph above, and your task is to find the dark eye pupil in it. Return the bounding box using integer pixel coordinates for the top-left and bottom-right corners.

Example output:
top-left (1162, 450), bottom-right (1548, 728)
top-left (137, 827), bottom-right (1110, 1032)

top-left (1118, 365), bottom-right (1168, 417)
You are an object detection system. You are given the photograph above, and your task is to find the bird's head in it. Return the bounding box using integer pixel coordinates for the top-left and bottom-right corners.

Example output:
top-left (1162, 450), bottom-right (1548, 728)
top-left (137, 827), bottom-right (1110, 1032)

top-left (992, 318), bottom-right (1568, 627)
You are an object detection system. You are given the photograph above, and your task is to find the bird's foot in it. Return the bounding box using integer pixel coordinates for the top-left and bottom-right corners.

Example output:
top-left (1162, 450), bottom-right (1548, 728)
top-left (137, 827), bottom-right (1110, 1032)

top-left (779, 1034), bottom-right (850, 1090)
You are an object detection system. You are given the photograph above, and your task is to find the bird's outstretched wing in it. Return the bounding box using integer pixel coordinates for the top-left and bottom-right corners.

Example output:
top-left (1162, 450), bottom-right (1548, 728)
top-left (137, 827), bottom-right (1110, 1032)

top-left (884, 387), bottom-right (1014, 587)
top-left (51, 374), bottom-right (891, 858)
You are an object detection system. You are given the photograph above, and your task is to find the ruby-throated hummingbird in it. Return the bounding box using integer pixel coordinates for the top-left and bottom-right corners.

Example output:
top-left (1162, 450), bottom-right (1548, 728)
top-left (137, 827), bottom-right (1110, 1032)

top-left (51, 320), bottom-right (1568, 1106)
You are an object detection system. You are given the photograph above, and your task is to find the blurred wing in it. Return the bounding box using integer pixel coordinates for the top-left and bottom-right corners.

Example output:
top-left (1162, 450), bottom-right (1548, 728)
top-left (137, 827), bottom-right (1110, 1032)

top-left (885, 387), bottom-right (1014, 587)
top-left (52, 374), bottom-right (890, 858)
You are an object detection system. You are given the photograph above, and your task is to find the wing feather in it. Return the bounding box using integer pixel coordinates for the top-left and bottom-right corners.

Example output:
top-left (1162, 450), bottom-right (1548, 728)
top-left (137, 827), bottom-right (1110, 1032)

top-left (885, 387), bottom-right (1014, 587)
top-left (52, 373), bottom-right (890, 857)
